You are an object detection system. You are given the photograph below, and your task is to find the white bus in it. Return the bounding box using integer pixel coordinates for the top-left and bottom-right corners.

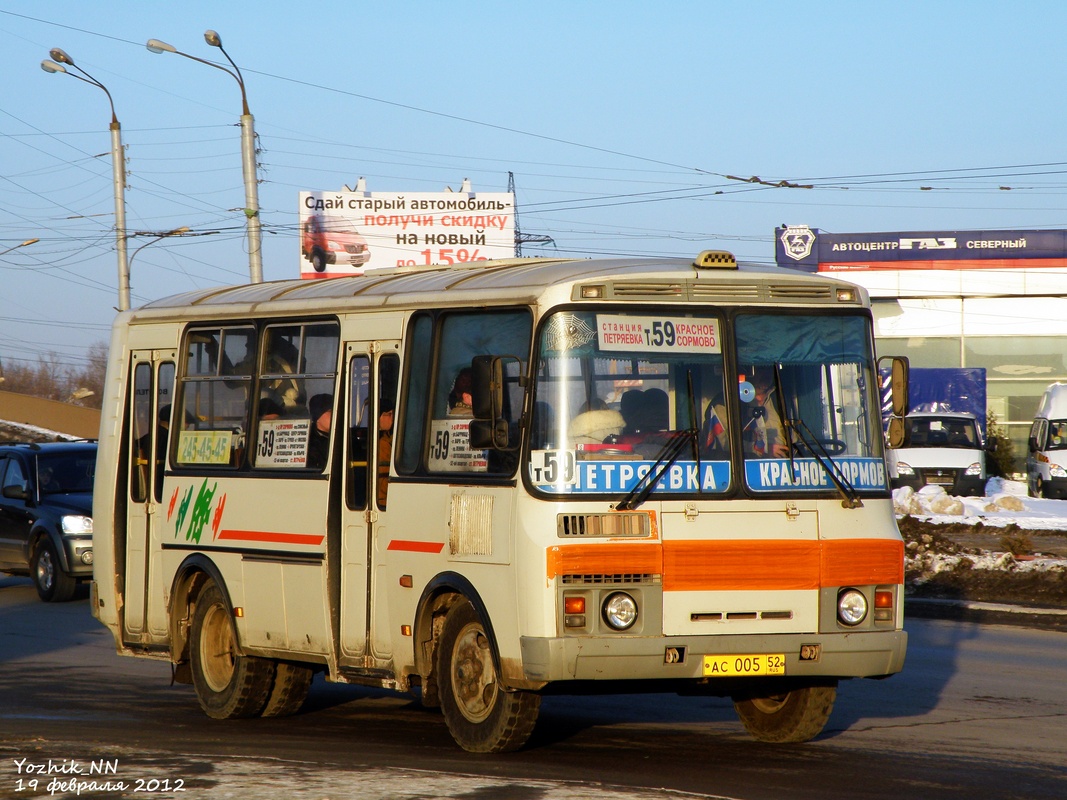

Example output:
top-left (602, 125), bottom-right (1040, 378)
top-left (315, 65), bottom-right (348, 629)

top-left (92, 251), bottom-right (907, 752)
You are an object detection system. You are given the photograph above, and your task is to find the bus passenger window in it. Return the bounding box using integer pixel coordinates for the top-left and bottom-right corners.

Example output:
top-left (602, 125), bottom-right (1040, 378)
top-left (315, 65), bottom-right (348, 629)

top-left (176, 326), bottom-right (255, 469)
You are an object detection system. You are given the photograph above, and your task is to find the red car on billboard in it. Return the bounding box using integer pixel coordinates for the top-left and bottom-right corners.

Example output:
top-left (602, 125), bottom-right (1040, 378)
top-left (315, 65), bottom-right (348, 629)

top-left (301, 215), bottom-right (371, 273)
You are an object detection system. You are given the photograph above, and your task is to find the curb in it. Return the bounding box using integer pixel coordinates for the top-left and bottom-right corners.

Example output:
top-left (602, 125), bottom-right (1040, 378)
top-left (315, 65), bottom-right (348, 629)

top-left (905, 597), bottom-right (1067, 631)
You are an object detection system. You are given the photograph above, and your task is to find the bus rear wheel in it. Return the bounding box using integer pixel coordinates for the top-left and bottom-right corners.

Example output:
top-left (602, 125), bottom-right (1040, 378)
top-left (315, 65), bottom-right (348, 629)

top-left (436, 600), bottom-right (540, 753)
top-left (190, 581), bottom-right (274, 719)
top-left (261, 661), bottom-right (314, 717)
top-left (732, 681), bottom-right (837, 743)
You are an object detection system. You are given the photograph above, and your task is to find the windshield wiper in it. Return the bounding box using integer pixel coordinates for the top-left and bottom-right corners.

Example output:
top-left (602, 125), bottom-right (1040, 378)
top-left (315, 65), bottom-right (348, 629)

top-left (614, 429), bottom-right (696, 511)
top-left (616, 372), bottom-right (701, 511)
top-left (773, 364), bottom-right (863, 509)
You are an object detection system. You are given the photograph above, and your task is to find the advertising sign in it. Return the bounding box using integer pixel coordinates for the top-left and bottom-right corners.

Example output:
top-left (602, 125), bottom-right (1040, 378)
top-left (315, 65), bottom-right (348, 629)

top-left (299, 190), bottom-right (515, 279)
top-left (775, 225), bottom-right (1067, 272)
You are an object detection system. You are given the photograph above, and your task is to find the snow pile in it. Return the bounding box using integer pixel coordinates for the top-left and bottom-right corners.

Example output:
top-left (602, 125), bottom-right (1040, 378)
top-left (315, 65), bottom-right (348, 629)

top-left (893, 479), bottom-right (1067, 532)
top-left (897, 478), bottom-right (1067, 579)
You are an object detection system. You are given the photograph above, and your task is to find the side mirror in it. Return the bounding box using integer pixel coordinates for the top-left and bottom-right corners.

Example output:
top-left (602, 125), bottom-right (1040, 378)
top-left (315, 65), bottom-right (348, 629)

top-left (986, 438), bottom-right (998, 453)
top-left (471, 355), bottom-right (501, 421)
top-left (2, 482), bottom-right (28, 501)
top-left (1028, 436), bottom-right (1038, 453)
top-left (470, 354), bottom-right (523, 451)
top-left (469, 419), bottom-right (510, 449)
top-left (886, 416), bottom-right (907, 449)
top-left (886, 356), bottom-right (909, 417)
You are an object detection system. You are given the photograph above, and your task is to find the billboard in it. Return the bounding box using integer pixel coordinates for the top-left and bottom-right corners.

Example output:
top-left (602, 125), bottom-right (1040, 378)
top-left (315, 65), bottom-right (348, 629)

top-left (298, 190), bottom-right (515, 279)
top-left (775, 225), bottom-right (1067, 273)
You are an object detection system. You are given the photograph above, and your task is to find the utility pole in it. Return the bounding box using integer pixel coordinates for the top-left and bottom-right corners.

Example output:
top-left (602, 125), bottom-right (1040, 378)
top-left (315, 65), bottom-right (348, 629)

top-left (508, 172), bottom-right (553, 257)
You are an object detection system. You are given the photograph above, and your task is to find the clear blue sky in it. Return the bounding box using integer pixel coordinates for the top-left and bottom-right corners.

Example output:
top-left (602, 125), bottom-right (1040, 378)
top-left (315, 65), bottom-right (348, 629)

top-left (2, 1), bottom-right (1065, 374)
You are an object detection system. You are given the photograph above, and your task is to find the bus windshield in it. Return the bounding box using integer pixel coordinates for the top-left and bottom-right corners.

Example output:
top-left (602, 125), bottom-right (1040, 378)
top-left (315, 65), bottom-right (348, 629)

top-left (527, 309), bottom-right (885, 497)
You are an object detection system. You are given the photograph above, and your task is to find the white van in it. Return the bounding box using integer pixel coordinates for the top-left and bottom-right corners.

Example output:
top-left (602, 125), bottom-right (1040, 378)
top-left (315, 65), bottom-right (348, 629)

top-left (886, 411), bottom-right (989, 496)
top-left (1027, 383), bottom-right (1067, 498)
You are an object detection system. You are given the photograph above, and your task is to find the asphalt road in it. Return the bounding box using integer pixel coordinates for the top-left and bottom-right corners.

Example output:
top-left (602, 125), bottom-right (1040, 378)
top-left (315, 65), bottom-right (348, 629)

top-left (1, 575), bottom-right (1065, 800)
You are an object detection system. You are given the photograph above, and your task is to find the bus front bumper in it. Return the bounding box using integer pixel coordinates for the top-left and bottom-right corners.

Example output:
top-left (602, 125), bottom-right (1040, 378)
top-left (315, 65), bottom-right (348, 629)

top-left (519, 629), bottom-right (907, 684)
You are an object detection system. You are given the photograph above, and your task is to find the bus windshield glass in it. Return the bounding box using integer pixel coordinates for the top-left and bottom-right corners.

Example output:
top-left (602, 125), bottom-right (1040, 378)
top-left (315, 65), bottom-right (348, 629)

top-left (528, 309), bottom-right (730, 497)
top-left (527, 309), bottom-right (886, 498)
top-left (733, 312), bottom-right (885, 493)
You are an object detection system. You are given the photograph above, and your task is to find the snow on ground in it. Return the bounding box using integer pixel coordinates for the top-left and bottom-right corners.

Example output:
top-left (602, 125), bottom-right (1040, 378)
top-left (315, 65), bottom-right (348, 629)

top-left (896, 479), bottom-right (1067, 577)
top-left (894, 478), bottom-right (1067, 531)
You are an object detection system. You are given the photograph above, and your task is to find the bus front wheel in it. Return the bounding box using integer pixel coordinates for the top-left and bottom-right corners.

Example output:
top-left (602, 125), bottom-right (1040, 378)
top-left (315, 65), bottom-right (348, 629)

top-left (190, 581), bottom-right (274, 719)
top-left (436, 599), bottom-right (540, 753)
top-left (732, 681), bottom-right (837, 743)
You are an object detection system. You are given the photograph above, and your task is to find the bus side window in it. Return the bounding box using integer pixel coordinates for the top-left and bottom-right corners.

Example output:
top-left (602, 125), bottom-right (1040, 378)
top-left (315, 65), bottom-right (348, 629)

top-left (176, 326), bottom-right (255, 469)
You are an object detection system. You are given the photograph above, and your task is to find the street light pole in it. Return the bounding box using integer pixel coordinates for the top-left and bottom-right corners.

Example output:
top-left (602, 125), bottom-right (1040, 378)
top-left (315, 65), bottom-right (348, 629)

top-left (147, 31), bottom-right (263, 284)
top-left (41, 51), bottom-right (131, 311)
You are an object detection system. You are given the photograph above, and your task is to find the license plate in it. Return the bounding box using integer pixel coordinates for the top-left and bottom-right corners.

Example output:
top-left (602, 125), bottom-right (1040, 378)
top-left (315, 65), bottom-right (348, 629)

top-left (926, 474), bottom-right (953, 484)
top-left (702, 654), bottom-right (786, 677)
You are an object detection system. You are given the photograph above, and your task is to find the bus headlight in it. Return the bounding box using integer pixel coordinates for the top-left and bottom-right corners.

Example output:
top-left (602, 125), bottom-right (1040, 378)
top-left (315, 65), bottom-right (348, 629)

top-left (602, 592), bottom-right (638, 631)
top-left (964, 462), bottom-right (982, 476)
top-left (1051, 465), bottom-right (1067, 478)
top-left (895, 462), bottom-right (915, 476)
top-left (61, 515), bottom-right (93, 535)
top-left (837, 589), bottom-right (868, 626)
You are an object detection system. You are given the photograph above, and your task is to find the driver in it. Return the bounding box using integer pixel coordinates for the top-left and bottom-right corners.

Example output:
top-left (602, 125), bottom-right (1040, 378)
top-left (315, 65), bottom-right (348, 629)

top-left (742, 370), bottom-right (789, 458)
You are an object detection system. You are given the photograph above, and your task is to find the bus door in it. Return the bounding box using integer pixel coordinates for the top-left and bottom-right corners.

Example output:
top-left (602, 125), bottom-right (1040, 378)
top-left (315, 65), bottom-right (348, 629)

top-left (124, 350), bottom-right (176, 644)
top-left (339, 342), bottom-right (400, 665)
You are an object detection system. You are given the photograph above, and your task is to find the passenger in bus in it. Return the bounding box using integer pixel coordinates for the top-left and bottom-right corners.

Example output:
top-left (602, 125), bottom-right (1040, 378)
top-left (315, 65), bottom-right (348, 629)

top-left (377, 400), bottom-right (394, 508)
top-left (643, 388), bottom-right (669, 431)
top-left (569, 397), bottom-right (624, 446)
top-left (258, 396), bottom-right (283, 420)
top-left (620, 389), bottom-right (646, 435)
top-left (742, 371), bottom-right (789, 458)
top-left (448, 368), bottom-right (474, 416)
top-left (306, 393), bottom-right (333, 469)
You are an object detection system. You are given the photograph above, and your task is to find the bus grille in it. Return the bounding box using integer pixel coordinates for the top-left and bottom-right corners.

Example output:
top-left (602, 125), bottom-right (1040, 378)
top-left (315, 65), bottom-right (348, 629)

top-left (768, 284), bottom-right (834, 300)
top-left (561, 573), bottom-right (660, 585)
top-left (557, 512), bottom-right (651, 538)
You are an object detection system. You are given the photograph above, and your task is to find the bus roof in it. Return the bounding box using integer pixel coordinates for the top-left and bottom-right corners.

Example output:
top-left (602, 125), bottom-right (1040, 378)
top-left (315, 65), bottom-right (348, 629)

top-left (130, 253), bottom-right (866, 320)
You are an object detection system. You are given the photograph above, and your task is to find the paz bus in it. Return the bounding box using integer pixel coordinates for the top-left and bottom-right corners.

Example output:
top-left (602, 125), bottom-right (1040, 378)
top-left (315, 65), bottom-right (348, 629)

top-left (91, 250), bottom-right (908, 752)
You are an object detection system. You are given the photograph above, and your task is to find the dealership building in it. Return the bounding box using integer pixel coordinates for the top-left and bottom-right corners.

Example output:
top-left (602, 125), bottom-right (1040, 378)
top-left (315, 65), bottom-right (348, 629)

top-left (775, 225), bottom-right (1067, 474)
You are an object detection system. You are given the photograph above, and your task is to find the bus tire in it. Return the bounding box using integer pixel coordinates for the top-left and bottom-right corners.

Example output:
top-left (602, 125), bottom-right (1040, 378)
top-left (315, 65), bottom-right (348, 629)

top-left (436, 599), bottom-right (540, 753)
top-left (190, 581), bottom-right (274, 719)
top-left (261, 661), bottom-right (314, 717)
top-left (33, 538), bottom-right (77, 603)
top-left (732, 681), bottom-right (837, 743)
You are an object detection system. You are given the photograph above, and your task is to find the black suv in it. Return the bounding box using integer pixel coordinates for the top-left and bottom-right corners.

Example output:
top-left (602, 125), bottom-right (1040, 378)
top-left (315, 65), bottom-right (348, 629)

top-left (0, 441), bottom-right (96, 602)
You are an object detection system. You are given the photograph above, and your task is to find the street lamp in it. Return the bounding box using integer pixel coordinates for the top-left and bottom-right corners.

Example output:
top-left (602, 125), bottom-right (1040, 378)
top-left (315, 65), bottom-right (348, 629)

top-left (41, 51), bottom-right (131, 311)
top-left (146, 31), bottom-right (263, 284)
top-left (0, 238), bottom-right (39, 257)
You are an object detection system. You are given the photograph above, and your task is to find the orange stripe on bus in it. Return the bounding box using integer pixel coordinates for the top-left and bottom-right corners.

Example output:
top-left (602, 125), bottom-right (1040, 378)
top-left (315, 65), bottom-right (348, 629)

top-left (217, 529), bottom-right (324, 546)
top-left (821, 538), bottom-right (904, 586)
top-left (663, 540), bottom-right (821, 591)
top-left (387, 539), bottom-right (446, 554)
top-left (546, 543), bottom-right (662, 579)
top-left (547, 538), bottom-right (903, 590)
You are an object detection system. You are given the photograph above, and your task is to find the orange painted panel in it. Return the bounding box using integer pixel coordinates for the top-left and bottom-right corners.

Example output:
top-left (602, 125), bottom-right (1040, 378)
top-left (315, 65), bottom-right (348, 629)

top-left (821, 538), bottom-right (904, 586)
top-left (546, 543), bottom-right (662, 579)
top-left (662, 540), bottom-right (821, 591)
top-left (547, 537), bottom-right (904, 589)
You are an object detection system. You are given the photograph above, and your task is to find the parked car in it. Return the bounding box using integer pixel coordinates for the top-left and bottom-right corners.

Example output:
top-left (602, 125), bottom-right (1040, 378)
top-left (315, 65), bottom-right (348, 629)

top-left (301, 214), bottom-right (371, 273)
top-left (1027, 382), bottom-right (1067, 498)
top-left (0, 440), bottom-right (96, 601)
top-left (885, 412), bottom-right (991, 496)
